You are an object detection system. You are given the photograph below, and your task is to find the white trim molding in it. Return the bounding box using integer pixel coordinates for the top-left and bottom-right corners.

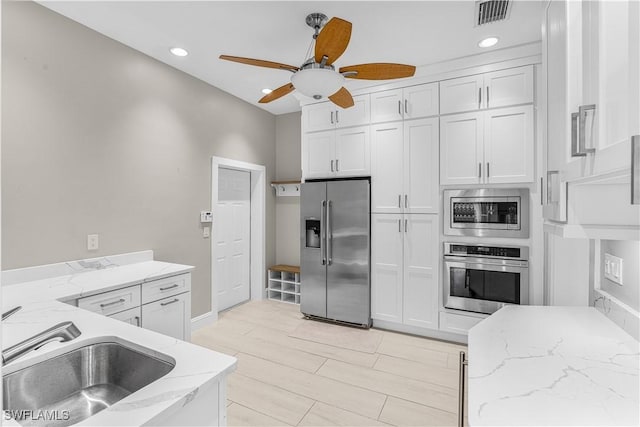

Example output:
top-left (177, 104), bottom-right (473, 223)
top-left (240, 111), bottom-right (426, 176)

top-left (207, 157), bottom-right (266, 324)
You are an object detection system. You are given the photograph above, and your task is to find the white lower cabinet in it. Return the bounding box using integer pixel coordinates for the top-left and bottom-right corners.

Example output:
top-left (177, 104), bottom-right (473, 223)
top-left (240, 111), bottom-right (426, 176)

top-left (108, 306), bottom-right (141, 326)
top-left (372, 214), bottom-right (439, 330)
top-left (76, 273), bottom-right (192, 341)
top-left (142, 292), bottom-right (191, 341)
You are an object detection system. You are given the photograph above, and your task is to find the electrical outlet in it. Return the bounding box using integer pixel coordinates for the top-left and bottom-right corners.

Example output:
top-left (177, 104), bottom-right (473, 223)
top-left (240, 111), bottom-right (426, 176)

top-left (203, 227), bottom-right (210, 238)
top-left (87, 234), bottom-right (99, 251)
top-left (604, 253), bottom-right (623, 285)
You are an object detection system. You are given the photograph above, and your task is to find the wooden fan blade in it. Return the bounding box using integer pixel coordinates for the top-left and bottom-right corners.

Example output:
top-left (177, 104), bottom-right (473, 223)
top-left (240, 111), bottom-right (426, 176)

top-left (339, 63), bottom-right (416, 80)
top-left (328, 87), bottom-right (355, 109)
top-left (314, 17), bottom-right (352, 65)
top-left (259, 83), bottom-right (295, 103)
top-left (219, 55), bottom-right (298, 72)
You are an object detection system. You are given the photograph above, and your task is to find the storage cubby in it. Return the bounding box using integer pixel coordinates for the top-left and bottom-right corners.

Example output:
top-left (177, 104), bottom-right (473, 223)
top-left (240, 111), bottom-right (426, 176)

top-left (267, 265), bottom-right (301, 305)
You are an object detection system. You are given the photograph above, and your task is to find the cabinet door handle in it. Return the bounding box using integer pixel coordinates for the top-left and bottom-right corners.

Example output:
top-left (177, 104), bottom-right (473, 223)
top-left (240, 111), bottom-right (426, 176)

top-left (330, 111), bottom-right (334, 125)
top-left (540, 177), bottom-right (544, 205)
top-left (159, 284), bottom-right (179, 291)
top-left (486, 162), bottom-right (490, 178)
top-left (578, 104), bottom-right (596, 156)
top-left (335, 159), bottom-right (339, 172)
top-left (398, 219), bottom-right (401, 233)
top-left (478, 163), bottom-right (482, 179)
top-left (404, 219), bottom-right (408, 233)
top-left (478, 88), bottom-right (482, 109)
top-left (161, 298), bottom-right (180, 306)
top-left (404, 99), bottom-right (408, 115)
top-left (486, 86), bottom-right (490, 107)
top-left (336, 110), bottom-right (339, 123)
top-left (632, 135), bottom-right (640, 205)
top-left (134, 316), bottom-right (141, 327)
top-left (330, 159), bottom-right (334, 172)
top-left (458, 351), bottom-right (468, 427)
top-left (398, 100), bottom-right (402, 116)
top-left (100, 298), bottom-right (125, 308)
top-left (405, 194), bottom-right (408, 209)
top-left (398, 194), bottom-right (401, 208)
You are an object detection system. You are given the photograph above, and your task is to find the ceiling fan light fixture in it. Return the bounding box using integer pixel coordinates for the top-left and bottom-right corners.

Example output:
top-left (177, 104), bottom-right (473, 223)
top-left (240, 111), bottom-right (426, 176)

top-left (291, 68), bottom-right (344, 100)
top-left (261, 88), bottom-right (273, 94)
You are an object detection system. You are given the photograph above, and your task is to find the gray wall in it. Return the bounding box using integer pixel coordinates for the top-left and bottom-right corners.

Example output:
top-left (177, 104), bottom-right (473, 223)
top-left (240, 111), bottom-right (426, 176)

top-left (600, 240), bottom-right (640, 311)
top-left (274, 113), bottom-right (301, 266)
top-left (1, 1), bottom-right (277, 317)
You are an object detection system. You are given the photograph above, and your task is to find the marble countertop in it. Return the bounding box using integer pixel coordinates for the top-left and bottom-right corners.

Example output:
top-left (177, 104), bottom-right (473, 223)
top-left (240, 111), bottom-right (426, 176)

top-left (2, 257), bottom-right (237, 426)
top-left (468, 306), bottom-right (639, 426)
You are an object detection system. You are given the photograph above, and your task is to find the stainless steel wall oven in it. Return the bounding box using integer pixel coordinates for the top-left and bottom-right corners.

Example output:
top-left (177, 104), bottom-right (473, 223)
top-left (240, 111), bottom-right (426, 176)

top-left (444, 189), bottom-right (529, 238)
top-left (444, 243), bottom-right (529, 315)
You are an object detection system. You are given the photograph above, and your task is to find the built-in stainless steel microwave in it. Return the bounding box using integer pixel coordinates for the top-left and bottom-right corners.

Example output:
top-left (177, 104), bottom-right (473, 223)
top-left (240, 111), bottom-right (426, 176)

top-left (444, 189), bottom-right (529, 238)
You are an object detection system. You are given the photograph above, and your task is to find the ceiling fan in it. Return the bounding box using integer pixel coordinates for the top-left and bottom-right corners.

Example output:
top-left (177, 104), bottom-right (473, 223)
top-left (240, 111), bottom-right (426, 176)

top-left (219, 13), bottom-right (416, 109)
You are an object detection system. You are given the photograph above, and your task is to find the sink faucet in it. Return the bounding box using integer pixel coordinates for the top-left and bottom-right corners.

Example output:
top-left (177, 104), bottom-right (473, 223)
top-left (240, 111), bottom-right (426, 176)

top-left (2, 321), bottom-right (81, 365)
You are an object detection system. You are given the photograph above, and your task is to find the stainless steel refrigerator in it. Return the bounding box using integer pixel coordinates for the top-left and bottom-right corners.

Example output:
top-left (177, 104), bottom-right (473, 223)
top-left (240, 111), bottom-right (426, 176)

top-left (300, 179), bottom-right (371, 327)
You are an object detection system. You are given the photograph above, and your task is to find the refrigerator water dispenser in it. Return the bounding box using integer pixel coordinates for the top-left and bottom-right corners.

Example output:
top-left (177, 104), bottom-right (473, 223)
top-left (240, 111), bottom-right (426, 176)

top-left (305, 219), bottom-right (320, 248)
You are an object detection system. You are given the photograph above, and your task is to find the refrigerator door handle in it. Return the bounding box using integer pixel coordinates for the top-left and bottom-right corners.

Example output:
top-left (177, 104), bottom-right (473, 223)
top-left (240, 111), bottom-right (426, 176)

top-left (320, 200), bottom-right (327, 265)
top-left (326, 200), bottom-right (332, 265)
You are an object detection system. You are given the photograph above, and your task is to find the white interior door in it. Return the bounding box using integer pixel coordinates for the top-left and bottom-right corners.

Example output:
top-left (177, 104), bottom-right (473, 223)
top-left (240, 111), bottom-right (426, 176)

top-left (216, 168), bottom-right (251, 311)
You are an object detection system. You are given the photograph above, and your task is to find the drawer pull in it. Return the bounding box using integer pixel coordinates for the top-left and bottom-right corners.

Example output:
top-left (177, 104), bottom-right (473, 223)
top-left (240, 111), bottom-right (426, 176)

top-left (159, 284), bottom-right (179, 291)
top-left (161, 298), bottom-right (180, 306)
top-left (100, 298), bottom-right (125, 308)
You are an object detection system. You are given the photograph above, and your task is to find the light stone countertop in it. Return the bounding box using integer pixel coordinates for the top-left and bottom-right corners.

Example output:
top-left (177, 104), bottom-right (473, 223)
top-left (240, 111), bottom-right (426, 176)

top-left (2, 258), bottom-right (237, 426)
top-left (468, 306), bottom-right (639, 426)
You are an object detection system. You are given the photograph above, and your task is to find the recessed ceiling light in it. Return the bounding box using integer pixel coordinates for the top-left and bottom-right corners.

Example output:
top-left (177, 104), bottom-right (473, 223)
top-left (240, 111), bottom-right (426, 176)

top-left (478, 37), bottom-right (499, 48)
top-left (261, 88), bottom-right (273, 95)
top-left (170, 47), bottom-right (189, 57)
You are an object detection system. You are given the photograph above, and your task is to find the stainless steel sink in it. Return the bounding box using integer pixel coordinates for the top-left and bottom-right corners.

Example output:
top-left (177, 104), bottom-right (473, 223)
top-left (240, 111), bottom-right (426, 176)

top-left (3, 342), bottom-right (175, 427)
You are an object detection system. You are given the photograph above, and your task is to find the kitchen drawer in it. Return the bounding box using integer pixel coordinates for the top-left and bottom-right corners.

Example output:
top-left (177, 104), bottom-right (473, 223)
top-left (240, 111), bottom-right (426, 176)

top-left (439, 311), bottom-right (486, 335)
top-left (142, 273), bottom-right (190, 304)
top-left (108, 306), bottom-right (141, 327)
top-left (78, 285), bottom-right (141, 316)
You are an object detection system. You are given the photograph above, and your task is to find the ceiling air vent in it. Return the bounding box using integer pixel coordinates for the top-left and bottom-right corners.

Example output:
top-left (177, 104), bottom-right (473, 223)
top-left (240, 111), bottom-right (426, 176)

top-left (475, 0), bottom-right (511, 26)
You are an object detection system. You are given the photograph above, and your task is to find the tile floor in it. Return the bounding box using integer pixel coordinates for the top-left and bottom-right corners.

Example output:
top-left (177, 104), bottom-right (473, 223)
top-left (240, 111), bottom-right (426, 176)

top-left (192, 300), bottom-right (467, 426)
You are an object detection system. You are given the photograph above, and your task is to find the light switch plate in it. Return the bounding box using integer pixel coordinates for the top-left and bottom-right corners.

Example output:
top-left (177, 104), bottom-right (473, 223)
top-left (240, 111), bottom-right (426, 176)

top-left (87, 234), bottom-right (99, 251)
top-left (604, 253), bottom-right (623, 285)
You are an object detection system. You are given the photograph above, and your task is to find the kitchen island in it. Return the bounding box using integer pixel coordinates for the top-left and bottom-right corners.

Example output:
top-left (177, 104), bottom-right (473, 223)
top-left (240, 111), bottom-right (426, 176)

top-left (1, 251), bottom-right (236, 426)
top-left (468, 306), bottom-right (639, 426)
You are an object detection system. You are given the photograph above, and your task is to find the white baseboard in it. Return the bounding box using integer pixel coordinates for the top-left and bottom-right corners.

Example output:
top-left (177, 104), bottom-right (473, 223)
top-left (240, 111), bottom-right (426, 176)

top-left (191, 311), bottom-right (217, 331)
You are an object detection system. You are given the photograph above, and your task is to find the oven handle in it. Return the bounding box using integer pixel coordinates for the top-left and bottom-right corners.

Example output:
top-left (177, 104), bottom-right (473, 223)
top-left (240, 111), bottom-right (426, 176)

top-left (444, 257), bottom-right (529, 272)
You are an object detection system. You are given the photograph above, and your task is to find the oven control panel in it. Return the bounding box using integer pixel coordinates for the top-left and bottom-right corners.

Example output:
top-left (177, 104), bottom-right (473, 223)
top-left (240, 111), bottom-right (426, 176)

top-left (447, 244), bottom-right (525, 259)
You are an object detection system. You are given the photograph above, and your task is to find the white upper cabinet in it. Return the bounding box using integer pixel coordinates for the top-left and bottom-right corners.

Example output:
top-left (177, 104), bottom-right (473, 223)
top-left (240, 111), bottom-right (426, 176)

top-left (371, 83), bottom-right (439, 123)
top-left (371, 118), bottom-right (438, 213)
top-left (439, 66), bottom-right (534, 114)
top-left (371, 122), bottom-right (404, 213)
top-left (483, 67), bottom-right (534, 109)
top-left (440, 75), bottom-right (485, 114)
top-left (484, 105), bottom-right (534, 183)
top-left (404, 118), bottom-right (439, 213)
top-left (440, 106), bottom-right (534, 185)
top-left (334, 126), bottom-right (370, 177)
top-left (303, 130), bottom-right (336, 179)
top-left (440, 112), bottom-right (484, 185)
top-left (302, 95), bottom-right (370, 133)
top-left (303, 126), bottom-right (370, 180)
